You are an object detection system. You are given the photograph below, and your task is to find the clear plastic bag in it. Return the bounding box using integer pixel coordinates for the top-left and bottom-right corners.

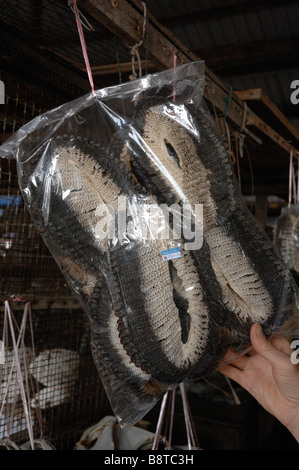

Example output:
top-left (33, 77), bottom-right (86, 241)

top-left (1, 61), bottom-right (299, 428)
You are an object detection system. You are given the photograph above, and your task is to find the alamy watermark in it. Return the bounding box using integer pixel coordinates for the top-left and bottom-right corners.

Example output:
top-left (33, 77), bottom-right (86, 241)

top-left (291, 340), bottom-right (299, 364)
top-left (0, 80), bottom-right (4, 105)
top-left (290, 80), bottom-right (299, 105)
top-left (94, 196), bottom-right (203, 251)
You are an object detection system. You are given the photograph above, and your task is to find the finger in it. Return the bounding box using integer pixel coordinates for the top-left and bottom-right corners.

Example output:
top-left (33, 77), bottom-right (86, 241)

top-left (241, 343), bottom-right (256, 356)
top-left (250, 324), bottom-right (291, 368)
top-left (247, 346), bottom-right (257, 356)
top-left (218, 348), bottom-right (250, 370)
top-left (227, 354), bottom-right (249, 370)
top-left (221, 342), bottom-right (256, 367)
top-left (218, 364), bottom-right (244, 387)
top-left (220, 349), bottom-right (242, 364)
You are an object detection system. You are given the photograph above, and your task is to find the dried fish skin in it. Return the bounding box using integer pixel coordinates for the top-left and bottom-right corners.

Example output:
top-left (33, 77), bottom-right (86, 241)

top-left (1, 61), bottom-right (298, 429)
top-left (130, 97), bottom-right (299, 342)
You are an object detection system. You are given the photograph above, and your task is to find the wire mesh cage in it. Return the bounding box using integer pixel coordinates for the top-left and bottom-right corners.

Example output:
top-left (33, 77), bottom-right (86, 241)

top-left (0, 65), bottom-right (79, 298)
top-left (0, 72), bottom-right (112, 450)
top-left (0, 302), bottom-right (112, 450)
top-left (0, 157), bottom-right (71, 298)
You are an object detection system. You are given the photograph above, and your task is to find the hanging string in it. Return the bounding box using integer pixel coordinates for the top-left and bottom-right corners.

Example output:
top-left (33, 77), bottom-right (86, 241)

top-left (2, 302), bottom-right (35, 449)
top-left (206, 81), bottom-right (220, 131)
top-left (128, 2), bottom-right (148, 79)
top-left (115, 37), bottom-right (122, 84)
top-left (68, 0), bottom-right (94, 31)
top-left (172, 51), bottom-right (178, 103)
top-left (145, 4), bottom-right (149, 76)
top-left (288, 149), bottom-right (293, 208)
top-left (26, 303), bottom-right (44, 439)
top-left (0, 306), bottom-right (10, 440)
top-left (237, 133), bottom-right (245, 160)
top-left (242, 144), bottom-right (254, 212)
top-left (4, 303), bottom-right (35, 446)
top-left (152, 384), bottom-right (200, 450)
top-left (0, 306), bottom-right (17, 434)
top-left (179, 383), bottom-right (198, 450)
top-left (240, 102), bottom-right (248, 133)
top-left (152, 391), bottom-right (169, 450)
top-left (224, 120), bottom-right (236, 165)
top-left (165, 389), bottom-right (175, 450)
top-left (234, 131), bottom-right (242, 189)
top-left (292, 159), bottom-right (297, 206)
top-left (297, 152), bottom-right (299, 205)
top-left (219, 86), bottom-right (233, 137)
top-left (68, 0), bottom-right (96, 98)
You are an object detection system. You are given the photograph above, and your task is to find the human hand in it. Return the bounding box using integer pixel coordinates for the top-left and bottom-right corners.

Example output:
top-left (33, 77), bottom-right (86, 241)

top-left (219, 323), bottom-right (299, 442)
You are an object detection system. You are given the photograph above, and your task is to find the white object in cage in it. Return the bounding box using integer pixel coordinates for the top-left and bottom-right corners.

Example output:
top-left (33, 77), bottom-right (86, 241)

top-left (21, 438), bottom-right (56, 450)
top-left (30, 383), bottom-right (74, 409)
top-left (29, 348), bottom-right (80, 387)
top-left (74, 415), bottom-right (157, 450)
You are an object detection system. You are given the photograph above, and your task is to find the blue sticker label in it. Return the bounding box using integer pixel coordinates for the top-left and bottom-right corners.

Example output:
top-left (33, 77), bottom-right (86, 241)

top-left (161, 247), bottom-right (181, 261)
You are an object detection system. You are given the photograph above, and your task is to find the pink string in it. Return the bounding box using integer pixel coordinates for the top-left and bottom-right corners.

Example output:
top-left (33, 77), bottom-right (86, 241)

top-left (71, 0), bottom-right (96, 98)
top-left (2, 302), bottom-right (35, 449)
top-left (26, 302), bottom-right (44, 438)
top-left (152, 391), bottom-right (168, 449)
top-left (179, 383), bottom-right (197, 449)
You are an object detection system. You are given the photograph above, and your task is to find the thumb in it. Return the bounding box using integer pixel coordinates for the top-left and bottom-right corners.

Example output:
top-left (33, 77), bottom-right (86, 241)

top-left (250, 323), bottom-right (289, 368)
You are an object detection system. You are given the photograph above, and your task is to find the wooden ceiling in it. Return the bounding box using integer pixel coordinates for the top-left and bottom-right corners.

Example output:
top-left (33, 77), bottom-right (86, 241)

top-left (0, 0), bottom-right (298, 204)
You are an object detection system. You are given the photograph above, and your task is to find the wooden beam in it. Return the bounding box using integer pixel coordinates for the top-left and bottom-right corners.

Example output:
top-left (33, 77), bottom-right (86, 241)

top-left (218, 58), bottom-right (299, 79)
top-left (247, 116), bottom-right (297, 154)
top-left (1, 1), bottom-right (297, 159)
top-left (0, 22), bottom-right (90, 96)
top-left (73, 1), bottom-right (250, 122)
top-left (89, 60), bottom-right (155, 76)
top-left (194, 35), bottom-right (299, 75)
top-left (38, 47), bottom-right (86, 70)
top-left (160, 0), bottom-right (299, 26)
top-left (234, 88), bottom-right (299, 143)
top-left (78, 0), bottom-right (193, 70)
top-left (77, 0), bottom-right (299, 157)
